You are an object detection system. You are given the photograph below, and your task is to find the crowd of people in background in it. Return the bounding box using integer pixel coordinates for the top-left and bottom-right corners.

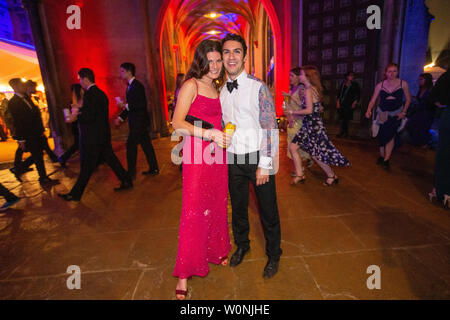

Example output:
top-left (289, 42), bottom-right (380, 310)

top-left (0, 63), bottom-right (160, 209)
top-left (0, 52), bottom-right (448, 213)
top-left (0, 34), bottom-right (448, 302)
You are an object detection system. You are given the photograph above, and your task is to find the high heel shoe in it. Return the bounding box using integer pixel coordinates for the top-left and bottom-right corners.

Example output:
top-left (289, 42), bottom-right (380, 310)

top-left (175, 278), bottom-right (189, 300)
top-left (176, 289), bottom-right (188, 300)
top-left (291, 174), bottom-right (306, 185)
top-left (428, 189), bottom-right (436, 202)
top-left (323, 175), bottom-right (339, 187)
top-left (220, 256), bottom-right (229, 266)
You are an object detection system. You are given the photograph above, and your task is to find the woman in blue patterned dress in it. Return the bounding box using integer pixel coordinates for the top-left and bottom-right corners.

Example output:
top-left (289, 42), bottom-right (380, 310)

top-left (288, 65), bottom-right (350, 186)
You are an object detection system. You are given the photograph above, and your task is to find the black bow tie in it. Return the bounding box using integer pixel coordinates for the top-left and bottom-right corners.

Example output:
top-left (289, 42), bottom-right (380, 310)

top-left (227, 80), bottom-right (238, 93)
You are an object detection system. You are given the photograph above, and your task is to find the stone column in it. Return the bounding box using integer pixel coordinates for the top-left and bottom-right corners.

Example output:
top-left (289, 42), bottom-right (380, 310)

top-left (21, 0), bottom-right (70, 153)
top-left (142, 0), bottom-right (169, 138)
top-left (399, 0), bottom-right (434, 94)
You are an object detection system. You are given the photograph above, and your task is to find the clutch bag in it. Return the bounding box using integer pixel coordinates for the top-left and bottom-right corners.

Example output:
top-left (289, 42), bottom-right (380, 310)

top-left (185, 115), bottom-right (214, 129)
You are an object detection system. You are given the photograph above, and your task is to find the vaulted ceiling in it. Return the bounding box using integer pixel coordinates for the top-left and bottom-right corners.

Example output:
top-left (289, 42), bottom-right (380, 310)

top-left (164, 0), bottom-right (262, 50)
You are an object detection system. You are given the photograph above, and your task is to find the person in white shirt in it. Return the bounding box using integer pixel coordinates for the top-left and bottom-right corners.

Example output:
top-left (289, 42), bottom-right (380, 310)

top-left (220, 33), bottom-right (282, 279)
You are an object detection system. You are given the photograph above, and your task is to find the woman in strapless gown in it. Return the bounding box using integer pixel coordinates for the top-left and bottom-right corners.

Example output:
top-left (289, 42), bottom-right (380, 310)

top-left (171, 39), bottom-right (232, 300)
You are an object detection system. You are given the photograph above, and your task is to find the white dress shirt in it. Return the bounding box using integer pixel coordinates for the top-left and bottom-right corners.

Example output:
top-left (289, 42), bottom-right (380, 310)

top-left (220, 70), bottom-right (279, 170)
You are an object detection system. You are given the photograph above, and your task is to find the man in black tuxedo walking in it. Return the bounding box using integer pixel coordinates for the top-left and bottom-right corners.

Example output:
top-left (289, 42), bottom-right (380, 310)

top-left (11, 80), bottom-right (59, 180)
top-left (114, 63), bottom-right (159, 179)
top-left (59, 68), bottom-right (132, 202)
top-left (7, 78), bottom-right (58, 186)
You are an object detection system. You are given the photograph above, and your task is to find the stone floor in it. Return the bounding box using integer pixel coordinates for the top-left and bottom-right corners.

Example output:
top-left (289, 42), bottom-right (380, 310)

top-left (0, 131), bottom-right (449, 300)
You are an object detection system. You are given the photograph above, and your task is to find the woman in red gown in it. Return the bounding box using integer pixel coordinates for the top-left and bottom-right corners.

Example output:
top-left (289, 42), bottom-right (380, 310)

top-left (172, 40), bottom-right (232, 300)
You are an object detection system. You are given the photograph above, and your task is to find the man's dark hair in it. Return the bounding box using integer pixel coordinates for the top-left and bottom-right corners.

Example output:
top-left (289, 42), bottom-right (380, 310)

top-left (345, 71), bottom-right (355, 78)
top-left (120, 62), bottom-right (136, 76)
top-left (25, 80), bottom-right (37, 88)
top-left (221, 33), bottom-right (247, 57)
top-left (78, 68), bottom-right (95, 83)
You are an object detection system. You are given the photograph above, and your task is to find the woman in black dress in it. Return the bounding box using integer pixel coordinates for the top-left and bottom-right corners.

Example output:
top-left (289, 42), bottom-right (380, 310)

top-left (365, 63), bottom-right (411, 170)
top-left (406, 73), bottom-right (435, 146)
top-left (429, 70), bottom-right (450, 208)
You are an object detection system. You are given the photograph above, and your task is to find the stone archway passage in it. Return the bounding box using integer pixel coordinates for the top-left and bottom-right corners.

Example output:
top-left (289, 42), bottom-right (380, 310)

top-left (156, 0), bottom-right (289, 119)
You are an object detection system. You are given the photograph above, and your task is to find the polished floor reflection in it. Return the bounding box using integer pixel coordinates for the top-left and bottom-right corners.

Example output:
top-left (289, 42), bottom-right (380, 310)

top-left (0, 131), bottom-right (449, 299)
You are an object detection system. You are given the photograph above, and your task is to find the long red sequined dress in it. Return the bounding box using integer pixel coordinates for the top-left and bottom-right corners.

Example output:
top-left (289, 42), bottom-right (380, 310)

top-left (173, 91), bottom-right (231, 279)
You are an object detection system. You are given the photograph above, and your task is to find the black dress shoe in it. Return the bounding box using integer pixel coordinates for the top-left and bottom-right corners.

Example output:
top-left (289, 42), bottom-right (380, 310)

top-left (263, 259), bottom-right (279, 279)
top-left (114, 181), bottom-right (133, 191)
top-left (376, 157), bottom-right (384, 165)
top-left (12, 166), bottom-right (33, 173)
top-left (9, 167), bottom-right (22, 182)
top-left (58, 193), bottom-right (80, 202)
top-left (229, 247), bottom-right (250, 267)
top-left (142, 169), bottom-right (159, 176)
top-left (128, 171), bottom-right (137, 180)
top-left (39, 177), bottom-right (60, 186)
top-left (58, 157), bottom-right (67, 168)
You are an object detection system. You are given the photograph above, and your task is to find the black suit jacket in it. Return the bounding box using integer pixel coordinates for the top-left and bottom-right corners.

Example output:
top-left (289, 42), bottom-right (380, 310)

top-left (78, 85), bottom-right (111, 147)
top-left (8, 94), bottom-right (44, 141)
top-left (119, 79), bottom-right (150, 131)
top-left (338, 81), bottom-right (361, 108)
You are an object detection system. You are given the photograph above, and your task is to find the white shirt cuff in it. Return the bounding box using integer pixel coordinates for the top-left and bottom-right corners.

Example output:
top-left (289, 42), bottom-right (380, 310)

top-left (125, 103), bottom-right (129, 111)
top-left (118, 117), bottom-right (124, 122)
top-left (258, 156), bottom-right (273, 170)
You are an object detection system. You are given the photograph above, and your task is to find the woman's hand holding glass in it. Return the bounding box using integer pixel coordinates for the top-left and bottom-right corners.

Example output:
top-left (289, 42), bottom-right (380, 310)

top-left (205, 128), bottom-right (232, 148)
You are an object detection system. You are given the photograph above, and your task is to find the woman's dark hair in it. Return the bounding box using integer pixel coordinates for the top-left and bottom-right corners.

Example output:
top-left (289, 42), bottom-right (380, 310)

top-left (345, 71), bottom-right (355, 78)
top-left (184, 39), bottom-right (224, 90)
top-left (290, 67), bottom-right (302, 76)
top-left (290, 67), bottom-right (302, 89)
top-left (78, 68), bottom-right (95, 83)
top-left (71, 83), bottom-right (83, 102)
top-left (175, 73), bottom-right (185, 91)
top-left (120, 62), bottom-right (136, 76)
top-left (418, 73), bottom-right (433, 90)
top-left (221, 33), bottom-right (247, 57)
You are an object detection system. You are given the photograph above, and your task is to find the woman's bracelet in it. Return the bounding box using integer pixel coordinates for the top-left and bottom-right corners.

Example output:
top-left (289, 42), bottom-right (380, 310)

top-left (204, 129), bottom-right (213, 141)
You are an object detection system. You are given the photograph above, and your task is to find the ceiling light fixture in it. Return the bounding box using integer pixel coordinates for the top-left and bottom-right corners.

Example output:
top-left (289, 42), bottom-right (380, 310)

top-left (204, 12), bottom-right (222, 19)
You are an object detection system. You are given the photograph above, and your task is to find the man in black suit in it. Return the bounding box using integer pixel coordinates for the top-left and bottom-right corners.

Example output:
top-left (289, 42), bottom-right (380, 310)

top-left (7, 78), bottom-right (58, 186)
top-left (114, 62), bottom-right (159, 179)
top-left (336, 71), bottom-right (361, 138)
top-left (58, 68), bottom-right (132, 202)
top-left (11, 80), bottom-right (59, 180)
